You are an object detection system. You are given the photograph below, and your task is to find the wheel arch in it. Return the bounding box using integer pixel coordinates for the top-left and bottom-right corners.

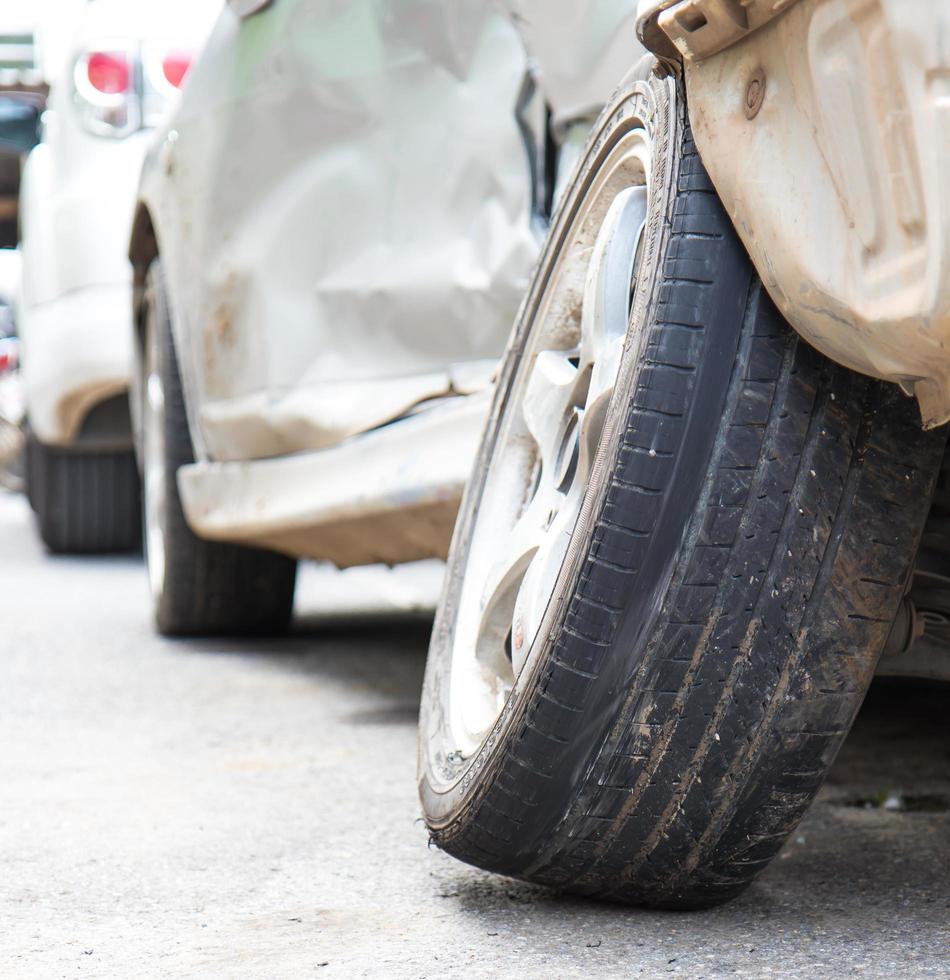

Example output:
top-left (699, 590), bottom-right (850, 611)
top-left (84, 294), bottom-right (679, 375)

top-left (128, 203), bottom-right (210, 464)
top-left (129, 200), bottom-right (159, 347)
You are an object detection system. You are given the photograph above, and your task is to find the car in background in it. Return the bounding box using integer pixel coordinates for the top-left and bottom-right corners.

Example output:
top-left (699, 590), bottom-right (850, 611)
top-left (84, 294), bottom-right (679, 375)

top-left (17, 0), bottom-right (218, 553)
top-left (0, 2), bottom-right (46, 250)
top-left (128, 0), bottom-right (641, 635)
top-left (0, 11), bottom-right (44, 494)
top-left (0, 248), bottom-right (23, 490)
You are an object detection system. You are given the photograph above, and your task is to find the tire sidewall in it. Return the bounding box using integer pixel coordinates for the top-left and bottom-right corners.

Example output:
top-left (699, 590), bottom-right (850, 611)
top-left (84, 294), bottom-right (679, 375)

top-left (418, 72), bottom-right (682, 829)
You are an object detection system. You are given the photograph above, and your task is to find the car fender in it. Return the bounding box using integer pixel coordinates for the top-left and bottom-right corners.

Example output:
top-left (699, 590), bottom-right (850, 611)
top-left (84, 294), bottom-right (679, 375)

top-left (639, 0), bottom-right (950, 427)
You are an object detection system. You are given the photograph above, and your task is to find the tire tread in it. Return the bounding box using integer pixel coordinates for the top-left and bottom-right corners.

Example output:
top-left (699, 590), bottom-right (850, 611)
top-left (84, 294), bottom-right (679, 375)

top-left (28, 436), bottom-right (141, 554)
top-left (146, 262), bottom-right (297, 637)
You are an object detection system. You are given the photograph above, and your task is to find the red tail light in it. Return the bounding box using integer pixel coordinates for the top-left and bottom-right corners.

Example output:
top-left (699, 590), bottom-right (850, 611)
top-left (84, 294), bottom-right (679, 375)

top-left (85, 50), bottom-right (131, 95)
top-left (74, 40), bottom-right (194, 137)
top-left (73, 44), bottom-right (139, 136)
top-left (0, 338), bottom-right (19, 375)
top-left (161, 51), bottom-right (191, 89)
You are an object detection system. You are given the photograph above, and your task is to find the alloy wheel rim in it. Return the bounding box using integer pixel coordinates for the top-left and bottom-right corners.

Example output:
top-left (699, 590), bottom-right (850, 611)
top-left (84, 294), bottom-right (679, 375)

top-left (446, 132), bottom-right (652, 759)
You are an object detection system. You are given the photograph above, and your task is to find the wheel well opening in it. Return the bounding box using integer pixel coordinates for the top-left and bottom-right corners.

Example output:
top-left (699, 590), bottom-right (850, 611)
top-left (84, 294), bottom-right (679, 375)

top-left (129, 202), bottom-right (159, 344)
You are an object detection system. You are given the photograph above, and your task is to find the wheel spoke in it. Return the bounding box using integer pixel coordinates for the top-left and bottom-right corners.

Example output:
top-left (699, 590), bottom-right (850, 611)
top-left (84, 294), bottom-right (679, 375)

top-left (508, 499), bottom-right (575, 675)
top-left (521, 348), bottom-right (583, 474)
top-left (473, 480), bottom-right (552, 665)
top-left (573, 185), bottom-right (648, 486)
top-left (578, 185), bottom-right (647, 390)
top-left (474, 349), bottom-right (585, 667)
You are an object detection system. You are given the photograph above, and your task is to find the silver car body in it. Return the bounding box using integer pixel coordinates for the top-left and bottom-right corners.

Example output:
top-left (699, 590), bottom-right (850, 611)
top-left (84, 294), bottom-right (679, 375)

top-left (131, 0), bottom-right (642, 566)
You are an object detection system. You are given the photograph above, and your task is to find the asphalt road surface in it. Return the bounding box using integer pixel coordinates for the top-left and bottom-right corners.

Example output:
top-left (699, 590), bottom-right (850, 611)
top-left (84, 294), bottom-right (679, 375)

top-left (2, 491), bottom-right (948, 978)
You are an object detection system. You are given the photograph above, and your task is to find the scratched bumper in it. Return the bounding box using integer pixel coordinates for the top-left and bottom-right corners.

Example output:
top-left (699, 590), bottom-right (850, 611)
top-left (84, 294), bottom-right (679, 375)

top-left (177, 390), bottom-right (490, 567)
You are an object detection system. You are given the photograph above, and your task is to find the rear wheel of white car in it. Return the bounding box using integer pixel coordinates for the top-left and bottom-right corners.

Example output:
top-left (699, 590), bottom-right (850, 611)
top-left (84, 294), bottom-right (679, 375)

top-left (418, 73), bottom-right (946, 908)
top-left (140, 261), bottom-right (297, 637)
top-left (26, 434), bottom-right (141, 554)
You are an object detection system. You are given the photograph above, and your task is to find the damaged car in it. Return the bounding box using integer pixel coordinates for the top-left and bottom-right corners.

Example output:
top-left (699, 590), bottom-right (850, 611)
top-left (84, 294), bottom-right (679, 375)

top-left (128, 0), bottom-right (640, 634)
top-left (127, 0), bottom-right (946, 908)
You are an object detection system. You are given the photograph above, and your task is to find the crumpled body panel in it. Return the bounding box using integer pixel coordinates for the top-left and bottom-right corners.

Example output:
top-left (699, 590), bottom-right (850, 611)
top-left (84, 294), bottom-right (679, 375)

top-left (147, 0), bottom-right (537, 461)
top-left (140, 0), bottom-right (647, 463)
top-left (133, 0), bottom-right (648, 563)
top-left (504, 0), bottom-right (644, 127)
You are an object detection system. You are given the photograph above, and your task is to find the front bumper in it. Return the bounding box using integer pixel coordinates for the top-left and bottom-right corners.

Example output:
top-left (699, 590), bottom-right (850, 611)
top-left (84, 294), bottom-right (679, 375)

top-left (177, 390), bottom-right (489, 567)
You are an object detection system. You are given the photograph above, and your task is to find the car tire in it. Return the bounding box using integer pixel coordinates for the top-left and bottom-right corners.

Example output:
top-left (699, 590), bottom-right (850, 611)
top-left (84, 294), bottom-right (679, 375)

top-left (26, 433), bottom-right (141, 554)
top-left (418, 71), bottom-right (947, 908)
top-left (139, 260), bottom-right (297, 637)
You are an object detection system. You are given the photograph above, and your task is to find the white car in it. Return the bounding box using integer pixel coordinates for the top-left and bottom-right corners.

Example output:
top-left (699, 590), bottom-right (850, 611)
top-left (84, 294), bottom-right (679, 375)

top-left (17, 0), bottom-right (217, 552)
top-left (128, 0), bottom-right (640, 634)
top-left (0, 248), bottom-right (23, 489)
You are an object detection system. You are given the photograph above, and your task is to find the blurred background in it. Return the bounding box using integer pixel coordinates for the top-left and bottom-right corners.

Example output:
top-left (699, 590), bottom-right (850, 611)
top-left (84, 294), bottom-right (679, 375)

top-left (0, 0), bottom-right (457, 613)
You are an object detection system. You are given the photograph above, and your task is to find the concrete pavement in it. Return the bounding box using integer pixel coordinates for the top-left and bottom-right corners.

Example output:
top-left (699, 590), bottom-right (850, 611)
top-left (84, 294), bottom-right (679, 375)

top-left (1, 491), bottom-right (947, 978)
